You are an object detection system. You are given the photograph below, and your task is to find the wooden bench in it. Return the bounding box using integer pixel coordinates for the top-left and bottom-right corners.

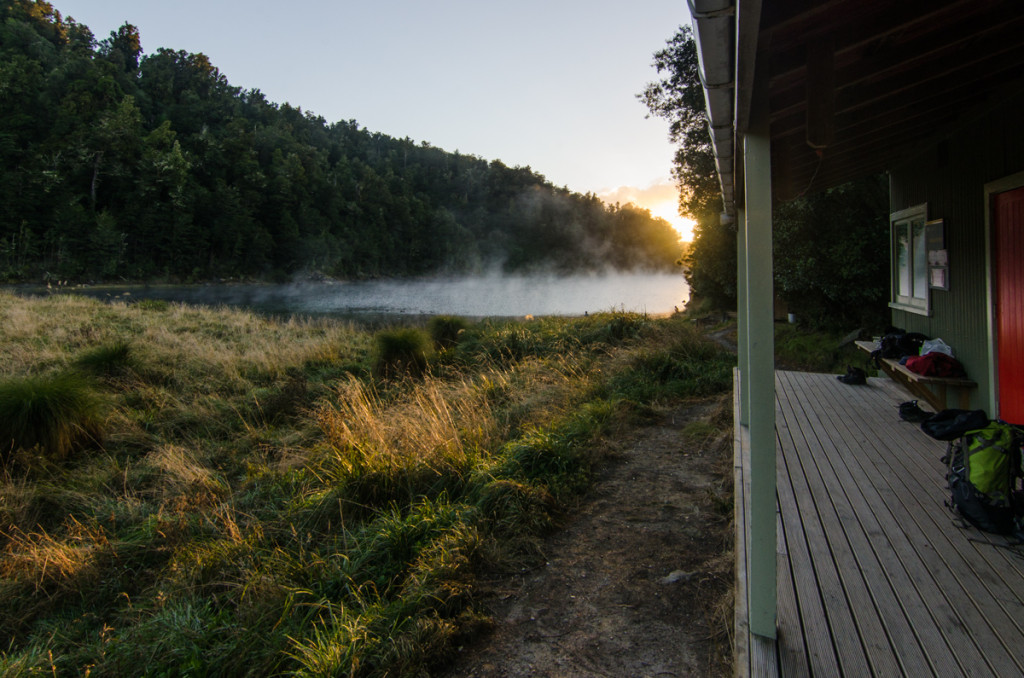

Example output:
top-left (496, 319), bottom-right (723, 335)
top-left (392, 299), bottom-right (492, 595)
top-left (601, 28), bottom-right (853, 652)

top-left (855, 340), bottom-right (977, 412)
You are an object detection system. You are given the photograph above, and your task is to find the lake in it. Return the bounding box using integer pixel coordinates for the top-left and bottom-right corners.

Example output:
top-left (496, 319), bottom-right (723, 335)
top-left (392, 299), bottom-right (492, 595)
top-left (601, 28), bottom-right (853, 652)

top-left (10, 272), bottom-right (689, 320)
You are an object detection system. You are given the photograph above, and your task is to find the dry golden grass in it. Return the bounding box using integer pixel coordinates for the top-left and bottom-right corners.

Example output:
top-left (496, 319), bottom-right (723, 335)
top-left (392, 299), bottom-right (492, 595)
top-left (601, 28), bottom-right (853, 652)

top-left (315, 350), bottom-right (596, 478)
top-left (1, 518), bottom-right (111, 590)
top-left (501, 354), bottom-right (594, 427)
top-left (0, 291), bottom-right (367, 385)
top-left (316, 374), bottom-right (498, 473)
top-left (133, 306), bottom-right (364, 394)
top-left (145, 444), bottom-right (229, 498)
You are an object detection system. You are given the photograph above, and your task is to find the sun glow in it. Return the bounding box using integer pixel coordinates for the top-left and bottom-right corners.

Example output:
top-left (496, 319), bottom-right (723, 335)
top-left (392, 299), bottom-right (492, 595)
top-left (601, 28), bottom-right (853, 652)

top-left (598, 181), bottom-right (695, 242)
top-left (649, 201), bottom-right (695, 241)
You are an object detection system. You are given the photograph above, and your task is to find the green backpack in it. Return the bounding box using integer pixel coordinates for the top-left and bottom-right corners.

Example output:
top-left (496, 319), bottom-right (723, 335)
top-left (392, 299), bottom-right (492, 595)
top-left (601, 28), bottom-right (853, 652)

top-left (946, 421), bottom-right (1022, 535)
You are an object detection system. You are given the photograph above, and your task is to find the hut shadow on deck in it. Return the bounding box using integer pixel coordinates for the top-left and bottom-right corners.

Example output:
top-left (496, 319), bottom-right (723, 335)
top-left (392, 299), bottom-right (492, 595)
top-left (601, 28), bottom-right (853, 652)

top-left (735, 371), bottom-right (1024, 677)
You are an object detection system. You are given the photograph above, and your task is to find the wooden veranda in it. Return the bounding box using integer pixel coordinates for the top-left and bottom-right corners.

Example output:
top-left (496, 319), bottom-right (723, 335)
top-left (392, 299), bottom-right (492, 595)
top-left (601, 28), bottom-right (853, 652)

top-left (735, 370), bottom-right (1024, 677)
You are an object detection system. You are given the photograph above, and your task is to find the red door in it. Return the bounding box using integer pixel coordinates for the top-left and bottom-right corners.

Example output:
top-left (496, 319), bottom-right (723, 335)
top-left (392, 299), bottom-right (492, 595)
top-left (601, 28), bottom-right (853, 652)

top-left (993, 186), bottom-right (1024, 424)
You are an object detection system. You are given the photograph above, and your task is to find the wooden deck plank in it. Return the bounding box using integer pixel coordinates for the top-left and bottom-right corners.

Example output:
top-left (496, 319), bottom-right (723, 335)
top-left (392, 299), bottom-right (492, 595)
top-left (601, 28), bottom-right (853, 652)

top-left (775, 375), bottom-right (903, 675)
top-left (737, 370), bottom-right (1024, 677)
top-left (774, 400), bottom-right (844, 676)
top-left (840, 381), bottom-right (1024, 588)
top-left (773, 390), bottom-right (854, 676)
top-left (777, 371), bottom-right (937, 675)
top-left (778, 387), bottom-right (901, 675)
top-left (836, 380), bottom-right (1024, 607)
top-left (775, 513), bottom-right (810, 677)
top-left (789, 373), bottom-right (973, 677)
top-left (796, 374), bottom-right (975, 674)
top-left (801, 374), bottom-right (1024, 675)
top-left (749, 635), bottom-right (780, 678)
top-left (785, 372), bottom-right (1024, 676)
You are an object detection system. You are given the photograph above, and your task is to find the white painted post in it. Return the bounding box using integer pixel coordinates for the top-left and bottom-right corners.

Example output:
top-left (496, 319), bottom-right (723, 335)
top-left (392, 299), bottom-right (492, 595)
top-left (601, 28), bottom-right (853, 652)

top-left (736, 206), bottom-right (749, 426)
top-left (743, 118), bottom-right (777, 638)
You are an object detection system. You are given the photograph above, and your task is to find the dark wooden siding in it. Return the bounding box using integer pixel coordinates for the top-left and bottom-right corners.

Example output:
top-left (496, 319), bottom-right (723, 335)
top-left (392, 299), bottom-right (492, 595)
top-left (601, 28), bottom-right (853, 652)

top-left (888, 88), bottom-right (1024, 412)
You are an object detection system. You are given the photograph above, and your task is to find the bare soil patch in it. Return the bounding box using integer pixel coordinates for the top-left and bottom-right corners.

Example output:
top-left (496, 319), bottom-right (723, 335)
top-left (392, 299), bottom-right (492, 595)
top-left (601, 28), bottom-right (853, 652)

top-left (443, 400), bottom-right (734, 677)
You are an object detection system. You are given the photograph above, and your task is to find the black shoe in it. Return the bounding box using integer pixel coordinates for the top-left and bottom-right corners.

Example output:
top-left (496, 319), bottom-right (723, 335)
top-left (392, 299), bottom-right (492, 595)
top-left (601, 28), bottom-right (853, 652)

top-left (837, 366), bottom-right (867, 385)
top-left (898, 400), bottom-right (930, 422)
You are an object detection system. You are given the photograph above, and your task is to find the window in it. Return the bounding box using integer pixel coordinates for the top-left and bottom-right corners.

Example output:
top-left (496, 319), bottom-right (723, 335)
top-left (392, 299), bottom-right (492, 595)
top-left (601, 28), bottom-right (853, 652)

top-left (890, 204), bottom-right (930, 314)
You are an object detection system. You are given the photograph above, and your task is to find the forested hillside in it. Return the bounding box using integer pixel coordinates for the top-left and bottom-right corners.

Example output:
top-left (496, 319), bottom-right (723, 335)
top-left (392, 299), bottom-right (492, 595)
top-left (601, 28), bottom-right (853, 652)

top-left (0, 1), bottom-right (681, 283)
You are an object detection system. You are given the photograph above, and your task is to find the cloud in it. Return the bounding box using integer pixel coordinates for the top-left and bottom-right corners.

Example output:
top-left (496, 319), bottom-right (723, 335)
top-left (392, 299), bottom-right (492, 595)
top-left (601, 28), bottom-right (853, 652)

top-left (597, 179), bottom-right (679, 209)
top-left (597, 179), bottom-right (694, 241)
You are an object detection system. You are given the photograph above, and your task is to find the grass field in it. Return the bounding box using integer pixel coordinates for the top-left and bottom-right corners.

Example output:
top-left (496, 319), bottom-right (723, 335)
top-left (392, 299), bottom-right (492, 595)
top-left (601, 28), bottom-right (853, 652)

top-left (0, 291), bottom-right (736, 677)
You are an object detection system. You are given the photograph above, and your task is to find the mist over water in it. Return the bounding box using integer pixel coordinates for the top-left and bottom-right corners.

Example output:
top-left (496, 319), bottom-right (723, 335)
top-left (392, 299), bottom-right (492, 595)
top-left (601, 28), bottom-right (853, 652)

top-left (17, 273), bottom-right (689, 318)
top-left (281, 272), bottom-right (690, 316)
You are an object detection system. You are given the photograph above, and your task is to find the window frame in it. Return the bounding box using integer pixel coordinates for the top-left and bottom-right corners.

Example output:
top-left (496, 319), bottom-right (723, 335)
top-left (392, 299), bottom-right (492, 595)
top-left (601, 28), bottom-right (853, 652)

top-left (889, 203), bottom-right (931, 315)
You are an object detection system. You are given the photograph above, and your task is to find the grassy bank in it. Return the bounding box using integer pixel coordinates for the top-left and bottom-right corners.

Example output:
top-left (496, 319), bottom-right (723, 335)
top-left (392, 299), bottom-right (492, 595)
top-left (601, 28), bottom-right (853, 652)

top-left (0, 292), bottom-right (735, 676)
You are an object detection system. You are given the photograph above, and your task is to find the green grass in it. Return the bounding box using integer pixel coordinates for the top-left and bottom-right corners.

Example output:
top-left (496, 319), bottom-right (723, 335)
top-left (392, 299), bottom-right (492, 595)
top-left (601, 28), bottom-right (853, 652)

top-left (73, 340), bottom-right (134, 377)
top-left (373, 327), bottom-right (432, 379)
top-left (0, 294), bottom-right (734, 676)
top-left (607, 323), bottom-right (736, 403)
top-left (773, 323), bottom-right (870, 374)
top-left (135, 298), bottom-right (171, 312)
top-left (0, 371), bottom-right (106, 463)
top-left (427, 315), bottom-right (469, 351)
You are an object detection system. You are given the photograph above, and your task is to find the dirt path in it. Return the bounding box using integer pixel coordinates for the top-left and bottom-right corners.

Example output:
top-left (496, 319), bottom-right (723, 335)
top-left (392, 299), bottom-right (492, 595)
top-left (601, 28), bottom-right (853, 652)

top-left (442, 400), bottom-right (734, 677)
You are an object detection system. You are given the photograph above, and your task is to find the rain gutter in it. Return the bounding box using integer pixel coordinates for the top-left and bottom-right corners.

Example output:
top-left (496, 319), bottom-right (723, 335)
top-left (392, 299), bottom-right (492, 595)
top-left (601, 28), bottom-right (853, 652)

top-left (689, 0), bottom-right (736, 218)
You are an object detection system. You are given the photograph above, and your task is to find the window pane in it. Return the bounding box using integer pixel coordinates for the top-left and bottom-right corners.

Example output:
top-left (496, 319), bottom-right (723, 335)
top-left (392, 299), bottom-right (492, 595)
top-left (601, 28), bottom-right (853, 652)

top-left (896, 225), bottom-right (911, 298)
top-left (890, 205), bottom-right (929, 312)
top-left (912, 218), bottom-right (927, 300)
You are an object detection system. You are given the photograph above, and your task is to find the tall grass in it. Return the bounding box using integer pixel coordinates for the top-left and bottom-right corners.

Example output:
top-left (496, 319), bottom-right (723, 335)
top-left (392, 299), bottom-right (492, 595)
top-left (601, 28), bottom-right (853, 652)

top-left (0, 293), bottom-right (734, 676)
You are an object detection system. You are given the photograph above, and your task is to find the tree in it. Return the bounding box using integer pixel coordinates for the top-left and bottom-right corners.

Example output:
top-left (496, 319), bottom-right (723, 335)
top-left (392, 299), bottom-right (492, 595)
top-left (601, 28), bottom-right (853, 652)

top-left (99, 23), bottom-right (142, 73)
top-left (639, 25), bottom-right (735, 308)
top-left (773, 174), bottom-right (890, 328)
top-left (641, 25), bottom-right (890, 326)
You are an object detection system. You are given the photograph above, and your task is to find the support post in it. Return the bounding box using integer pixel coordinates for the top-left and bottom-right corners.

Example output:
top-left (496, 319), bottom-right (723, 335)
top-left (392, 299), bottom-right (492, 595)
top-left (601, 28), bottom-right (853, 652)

top-left (743, 90), bottom-right (777, 639)
top-left (736, 206), bottom-right (749, 425)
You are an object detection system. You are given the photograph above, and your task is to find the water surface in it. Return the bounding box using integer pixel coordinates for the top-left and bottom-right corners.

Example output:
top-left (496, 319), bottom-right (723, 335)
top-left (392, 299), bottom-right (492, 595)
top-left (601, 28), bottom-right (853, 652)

top-left (12, 272), bottom-right (689, 319)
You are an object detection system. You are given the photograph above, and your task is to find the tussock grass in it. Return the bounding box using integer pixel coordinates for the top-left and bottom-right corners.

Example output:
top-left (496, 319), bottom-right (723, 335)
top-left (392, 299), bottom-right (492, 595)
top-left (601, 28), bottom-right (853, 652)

top-left (0, 371), bottom-right (106, 462)
top-left (0, 292), bottom-right (735, 676)
top-left (73, 340), bottom-right (134, 377)
top-left (145, 444), bottom-right (230, 498)
top-left (318, 375), bottom-right (497, 465)
top-left (373, 327), bottom-right (432, 379)
top-left (428, 315), bottom-right (469, 350)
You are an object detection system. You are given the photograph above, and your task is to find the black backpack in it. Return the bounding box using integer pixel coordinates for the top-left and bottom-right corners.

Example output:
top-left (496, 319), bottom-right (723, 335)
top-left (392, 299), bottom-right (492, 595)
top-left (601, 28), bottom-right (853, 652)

top-left (921, 409), bottom-right (990, 441)
top-left (942, 421), bottom-right (1023, 536)
top-left (871, 331), bottom-right (928, 364)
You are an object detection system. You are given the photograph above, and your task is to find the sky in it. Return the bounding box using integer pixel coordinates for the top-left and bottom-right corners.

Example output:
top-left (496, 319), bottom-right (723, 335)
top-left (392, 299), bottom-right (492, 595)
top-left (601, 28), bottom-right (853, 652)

top-left (53, 0), bottom-right (693, 237)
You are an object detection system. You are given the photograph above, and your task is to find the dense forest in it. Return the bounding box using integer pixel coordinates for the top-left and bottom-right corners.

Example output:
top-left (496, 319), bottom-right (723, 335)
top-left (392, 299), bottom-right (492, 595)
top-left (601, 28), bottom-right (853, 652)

top-left (0, 1), bottom-right (682, 283)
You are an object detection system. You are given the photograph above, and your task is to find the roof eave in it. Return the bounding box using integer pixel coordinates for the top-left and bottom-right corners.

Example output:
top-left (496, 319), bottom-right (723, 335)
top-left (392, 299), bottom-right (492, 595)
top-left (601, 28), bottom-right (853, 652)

top-left (691, 0), bottom-right (761, 218)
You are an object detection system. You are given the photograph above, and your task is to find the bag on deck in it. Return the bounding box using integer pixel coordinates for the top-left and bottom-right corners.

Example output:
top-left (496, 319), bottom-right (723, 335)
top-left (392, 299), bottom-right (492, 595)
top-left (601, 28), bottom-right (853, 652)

top-left (945, 421), bottom-right (1022, 535)
top-left (871, 331), bottom-right (928, 365)
top-left (905, 352), bottom-right (967, 378)
top-left (921, 409), bottom-right (989, 441)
